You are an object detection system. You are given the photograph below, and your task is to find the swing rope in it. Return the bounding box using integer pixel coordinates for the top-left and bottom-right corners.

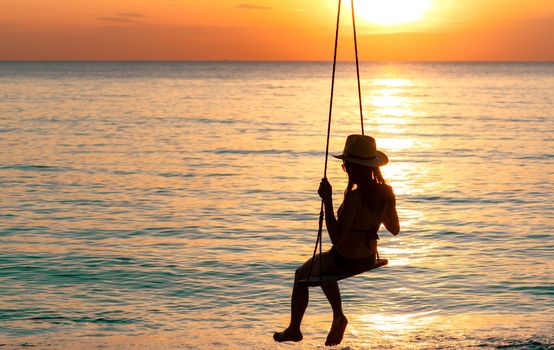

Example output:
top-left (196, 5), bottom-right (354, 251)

top-left (307, 0), bottom-right (367, 284)
top-left (351, 0), bottom-right (365, 135)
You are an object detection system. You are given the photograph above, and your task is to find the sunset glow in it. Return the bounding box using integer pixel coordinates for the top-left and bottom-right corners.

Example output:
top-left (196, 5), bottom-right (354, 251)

top-left (350, 0), bottom-right (433, 25)
top-left (0, 0), bottom-right (553, 60)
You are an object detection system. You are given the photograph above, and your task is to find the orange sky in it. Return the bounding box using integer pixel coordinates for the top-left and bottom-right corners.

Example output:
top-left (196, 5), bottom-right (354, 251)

top-left (0, 0), bottom-right (553, 61)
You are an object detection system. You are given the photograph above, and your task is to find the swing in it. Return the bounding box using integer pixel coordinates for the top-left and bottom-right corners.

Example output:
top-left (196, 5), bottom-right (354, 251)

top-left (298, 0), bottom-right (388, 286)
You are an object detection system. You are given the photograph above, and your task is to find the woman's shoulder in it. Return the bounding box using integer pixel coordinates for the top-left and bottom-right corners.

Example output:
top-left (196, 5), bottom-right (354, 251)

top-left (379, 184), bottom-right (395, 201)
top-left (379, 184), bottom-right (396, 206)
top-left (366, 182), bottom-right (394, 195)
top-left (367, 183), bottom-right (396, 204)
top-left (380, 183), bottom-right (394, 195)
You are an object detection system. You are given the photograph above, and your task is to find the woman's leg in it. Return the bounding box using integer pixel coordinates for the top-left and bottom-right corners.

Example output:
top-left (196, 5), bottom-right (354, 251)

top-left (321, 281), bottom-right (348, 346)
top-left (272, 280), bottom-right (308, 342)
top-left (289, 278), bottom-right (309, 332)
top-left (274, 251), bottom-right (339, 342)
top-left (321, 281), bottom-right (343, 318)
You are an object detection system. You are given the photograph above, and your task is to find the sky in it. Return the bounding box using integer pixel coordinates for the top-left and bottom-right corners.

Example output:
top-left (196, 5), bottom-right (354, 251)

top-left (0, 0), bottom-right (553, 61)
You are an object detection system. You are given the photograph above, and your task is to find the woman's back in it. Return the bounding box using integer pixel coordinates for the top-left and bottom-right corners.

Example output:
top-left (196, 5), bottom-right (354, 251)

top-left (336, 184), bottom-right (398, 259)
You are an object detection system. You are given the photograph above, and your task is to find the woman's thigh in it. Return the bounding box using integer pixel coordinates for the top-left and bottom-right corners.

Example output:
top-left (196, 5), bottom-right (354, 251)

top-left (295, 250), bottom-right (340, 281)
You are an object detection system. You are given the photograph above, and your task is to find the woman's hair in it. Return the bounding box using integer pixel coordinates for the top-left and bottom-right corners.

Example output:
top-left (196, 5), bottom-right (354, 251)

top-left (343, 161), bottom-right (391, 213)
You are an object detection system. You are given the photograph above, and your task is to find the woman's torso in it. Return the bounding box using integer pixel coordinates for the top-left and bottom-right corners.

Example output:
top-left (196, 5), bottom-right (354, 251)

top-left (335, 187), bottom-right (389, 259)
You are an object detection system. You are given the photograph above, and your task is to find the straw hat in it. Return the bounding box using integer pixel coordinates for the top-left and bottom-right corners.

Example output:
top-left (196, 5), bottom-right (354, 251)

top-left (333, 134), bottom-right (388, 167)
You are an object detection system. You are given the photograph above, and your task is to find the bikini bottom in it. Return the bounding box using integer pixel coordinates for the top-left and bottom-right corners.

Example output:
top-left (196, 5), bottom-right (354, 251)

top-left (329, 246), bottom-right (376, 275)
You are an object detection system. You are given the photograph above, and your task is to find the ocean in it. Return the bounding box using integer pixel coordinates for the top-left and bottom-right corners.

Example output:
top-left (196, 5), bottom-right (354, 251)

top-left (0, 61), bottom-right (552, 349)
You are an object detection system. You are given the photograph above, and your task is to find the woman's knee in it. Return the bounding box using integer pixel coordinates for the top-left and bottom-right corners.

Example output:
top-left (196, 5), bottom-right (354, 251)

top-left (294, 260), bottom-right (314, 281)
top-left (294, 266), bottom-right (305, 281)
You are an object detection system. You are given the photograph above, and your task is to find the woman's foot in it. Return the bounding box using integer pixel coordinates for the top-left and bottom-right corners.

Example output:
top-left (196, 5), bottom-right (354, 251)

top-left (325, 315), bottom-right (348, 346)
top-left (273, 327), bottom-right (303, 342)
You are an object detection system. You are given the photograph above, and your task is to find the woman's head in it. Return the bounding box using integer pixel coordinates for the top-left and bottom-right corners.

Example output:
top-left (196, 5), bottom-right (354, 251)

top-left (335, 134), bottom-right (392, 210)
top-left (342, 161), bottom-right (386, 185)
top-left (343, 161), bottom-right (390, 212)
top-left (333, 134), bottom-right (389, 188)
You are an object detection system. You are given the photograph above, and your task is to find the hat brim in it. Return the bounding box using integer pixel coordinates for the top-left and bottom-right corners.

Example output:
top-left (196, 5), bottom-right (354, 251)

top-left (332, 150), bottom-right (389, 167)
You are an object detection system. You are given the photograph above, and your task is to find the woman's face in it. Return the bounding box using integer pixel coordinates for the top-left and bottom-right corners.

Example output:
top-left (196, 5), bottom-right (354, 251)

top-left (343, 161), bottom-right (370, 182)
top-left (342, 161), bottom-right (356, 179)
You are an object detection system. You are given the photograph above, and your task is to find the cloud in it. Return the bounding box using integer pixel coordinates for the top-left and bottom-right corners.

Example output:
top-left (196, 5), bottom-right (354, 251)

top-left (97, 12), bottom-right (145, 23)
top-left (116, 12), bottom-right (144, 18)
top-left (98, 16), bottom-right (137, 23)
top-left (237, 3), bottom-right (272, 10)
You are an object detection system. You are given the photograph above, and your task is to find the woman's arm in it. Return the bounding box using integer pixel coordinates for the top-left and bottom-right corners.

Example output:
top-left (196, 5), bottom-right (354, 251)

top-left (383, 189), bottom-right (400, 235)
top-left (318, 178), bottom-right (357, 245)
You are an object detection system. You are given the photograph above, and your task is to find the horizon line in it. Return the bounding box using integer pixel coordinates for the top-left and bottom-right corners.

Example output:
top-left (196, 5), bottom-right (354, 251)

top-left (1, 59), bottom-right (553, 63)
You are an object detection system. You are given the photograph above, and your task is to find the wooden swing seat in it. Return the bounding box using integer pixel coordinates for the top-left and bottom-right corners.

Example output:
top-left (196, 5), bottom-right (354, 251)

top-left (297, 258), bottom-right (388, 286)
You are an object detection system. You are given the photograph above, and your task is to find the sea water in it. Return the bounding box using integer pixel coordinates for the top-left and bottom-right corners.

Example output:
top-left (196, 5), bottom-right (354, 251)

top-left (0, 62), bottom-right (552, 349)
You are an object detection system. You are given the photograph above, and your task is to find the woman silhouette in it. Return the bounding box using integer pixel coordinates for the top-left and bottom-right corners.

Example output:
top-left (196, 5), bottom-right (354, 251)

top-left (274, 134), bottom-right (400, 346)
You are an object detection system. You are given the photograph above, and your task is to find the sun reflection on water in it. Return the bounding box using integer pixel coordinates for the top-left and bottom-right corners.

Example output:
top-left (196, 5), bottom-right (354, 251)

top-left (377, 242), bottom-right (433, 267)
top-left (369, 78), bottom-right (417, 121)
top-left (373, 78), bottom-right (415, 88)
top-left (357, 311), bottom-right (437, 334)
top-left (379, 137), bottom-right (415, 151)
